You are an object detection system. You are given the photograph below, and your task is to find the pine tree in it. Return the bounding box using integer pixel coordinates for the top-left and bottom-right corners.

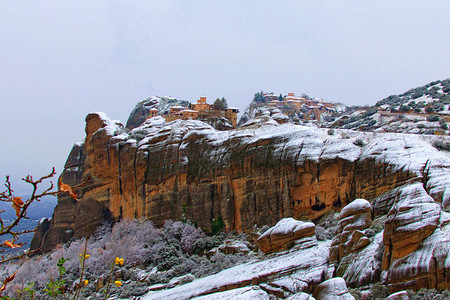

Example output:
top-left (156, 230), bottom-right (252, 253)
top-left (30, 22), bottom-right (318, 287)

top-left (220, 97), bottom-right (228, 109)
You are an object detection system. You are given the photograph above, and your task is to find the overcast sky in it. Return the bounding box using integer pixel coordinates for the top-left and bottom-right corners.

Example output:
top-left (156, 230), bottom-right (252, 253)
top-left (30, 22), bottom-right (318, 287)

top-left (1, 1), bottom-right (449, 189)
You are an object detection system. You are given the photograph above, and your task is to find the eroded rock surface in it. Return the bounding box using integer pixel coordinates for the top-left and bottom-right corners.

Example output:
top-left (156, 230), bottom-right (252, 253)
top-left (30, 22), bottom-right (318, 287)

top-left (330, 199), bottom-right (372, 264)
top-left (28, 107), bottom-right (450, 296)
top-left (313, 277), bottom-right (355, 300)
top-left (143, 241), bottom-right (330, 299)
top-left (330, 199), bottom-right (382, 288)
top-left (257, 218), bottom-right (315, 253)
top-left (380, 183), bottom-right (450, 291)
top-left (383, 183), bottom-right (441, 264)
top-left (32, 110), bottom-right (450, 270)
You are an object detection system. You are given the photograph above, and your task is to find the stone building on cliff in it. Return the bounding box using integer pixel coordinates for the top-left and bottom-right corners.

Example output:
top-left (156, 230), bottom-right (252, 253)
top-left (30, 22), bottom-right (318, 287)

top-left (264, 92), bottom-right (340, 122)
top-left (154, 96), bottom-right (239, 127)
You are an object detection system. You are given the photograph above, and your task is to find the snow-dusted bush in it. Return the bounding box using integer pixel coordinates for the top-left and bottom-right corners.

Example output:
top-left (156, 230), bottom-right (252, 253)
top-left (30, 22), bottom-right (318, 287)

top-left (433, 139), bottom-right (450, 151)
top-left (162, 220), bottom-right (204, 255)
top-left (408, 288), bottom-right (450, 300)
top-left (88, 218), bottom-right (162, 271)
top-left (1, 219), bottom-right (253, 298)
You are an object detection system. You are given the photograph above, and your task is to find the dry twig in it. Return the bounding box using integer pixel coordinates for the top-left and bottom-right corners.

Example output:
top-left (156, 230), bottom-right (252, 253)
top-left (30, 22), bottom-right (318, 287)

top-left (0, 168), bottom-right (60, 294)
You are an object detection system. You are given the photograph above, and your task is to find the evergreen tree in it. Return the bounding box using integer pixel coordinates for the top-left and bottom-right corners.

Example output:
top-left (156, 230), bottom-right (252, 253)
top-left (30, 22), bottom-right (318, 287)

top-left (221, 97), bottom-right (228, 109)
top-left (213, 98), bottom-right (226, 110)
top-left (253, 91), bottom-right (265, 103)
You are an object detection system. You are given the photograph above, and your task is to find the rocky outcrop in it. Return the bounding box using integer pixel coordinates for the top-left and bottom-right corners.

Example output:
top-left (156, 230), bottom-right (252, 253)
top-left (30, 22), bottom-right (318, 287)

top-left (32, 108), bottom-right (450, 260)
top-left (330, 182), bottom-right (450, 292)
top-left (257, 218), bottom-right (315, 253)
top-left (143, 240), bottom-right (330, 299)
top-left (383, 183), bottom-right (440, 265)
top-left (126, 98), bottom-right (160, 129)
top-left (381, 183), bottom-right (450, 292)
top-left (218, 240), bottom-right (251, 255)
top-left (333, 181), bottom-right (450, 292)
top-left (330, 199), bottom-right (372, 263)
top-left (125, 96), bottom-right (191, 129)
top-left (34, 142), bottom-right (91, 251)
top-left (312, 278), bottom-right (355, 300)
top-left (329, 199), bottom-right (381, 287)
top-left (29, 218), bottom-right (50, 251)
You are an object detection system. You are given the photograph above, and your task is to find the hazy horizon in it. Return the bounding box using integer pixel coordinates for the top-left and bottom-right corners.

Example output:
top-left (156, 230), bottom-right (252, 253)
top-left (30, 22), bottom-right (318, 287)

top-left (1, 1), bottom-right (449, 190)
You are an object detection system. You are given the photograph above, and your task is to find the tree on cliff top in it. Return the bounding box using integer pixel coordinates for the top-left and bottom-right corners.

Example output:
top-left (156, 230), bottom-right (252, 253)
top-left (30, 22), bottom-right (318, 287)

top-left (213, 98), bottom-right (228, 110)
top-left (253, 91), bottom-right (265, 103)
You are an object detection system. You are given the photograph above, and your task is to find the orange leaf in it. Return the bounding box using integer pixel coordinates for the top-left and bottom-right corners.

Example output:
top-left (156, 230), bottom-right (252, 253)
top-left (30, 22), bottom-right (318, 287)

top-left (59, 178), bottom-right (77, 200)
top-left (0, 271), bottom-right (17, 295)
top-left (3, 240), bottom-right (22, 249)
top-left (11, 197), bottom-right (23, 217)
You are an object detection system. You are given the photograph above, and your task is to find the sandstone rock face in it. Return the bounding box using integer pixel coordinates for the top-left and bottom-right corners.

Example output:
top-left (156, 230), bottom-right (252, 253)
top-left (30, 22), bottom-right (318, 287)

top-left (126, 98), bottom-right (160, 129)
top-left (380, 183), bottom-right (450, 292)
top-left (339, 232), bottom-right (383, 288)
top-left (29, 217), bottom-right (50, 251)
top-left (383, 183), bottom-right (441, 263)
top-left (32, 110), bottom-right (450, 258)
top-left (330, 199), bottom-right (381, 288)
top-left (312, 277), bottom-right (355, 300)
top-left (330, 199), bottom-right (372, 263)
top-left (34, 142), bottom-right (88, 252)
top-left (257, 218), bottom-right (315, 253)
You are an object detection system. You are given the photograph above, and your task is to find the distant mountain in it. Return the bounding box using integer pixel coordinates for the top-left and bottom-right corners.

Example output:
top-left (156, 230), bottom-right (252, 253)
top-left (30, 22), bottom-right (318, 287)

top-left (329, 79), bottom-right (450, 134)
top-left (0, 219), bottom-right (39, 255)
top-left (0, 194), bottom-right (55, 255)
top-left (0, 195), bottom-right (57, 220)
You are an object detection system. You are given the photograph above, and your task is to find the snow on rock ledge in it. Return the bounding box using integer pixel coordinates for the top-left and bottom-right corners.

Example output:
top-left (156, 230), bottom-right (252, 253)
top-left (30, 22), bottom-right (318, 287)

top-left (381, 182), bottom-right (447, 292)
top-left (312, 277), bottom-right (355, 300)
top-left (383, 183), bottom-right (441, 263)
top-left (257, 218), bottom-right (316, 253)
top-left (330, 199), bottom-right (372, 264)
top-left (143, 242), bottom-right (329, 299)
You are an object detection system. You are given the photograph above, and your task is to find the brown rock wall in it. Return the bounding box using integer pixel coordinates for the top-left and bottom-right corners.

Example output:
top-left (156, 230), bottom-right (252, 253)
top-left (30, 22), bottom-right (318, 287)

top-left (33, 114), bottom-right (419, 252)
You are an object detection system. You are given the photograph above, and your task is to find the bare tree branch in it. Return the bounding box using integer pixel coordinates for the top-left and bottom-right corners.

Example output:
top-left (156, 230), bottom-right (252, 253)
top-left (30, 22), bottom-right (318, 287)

top-left (0, 168), bottom-right (62, 294)
top-left (1, 168), bottom-right (58, 262)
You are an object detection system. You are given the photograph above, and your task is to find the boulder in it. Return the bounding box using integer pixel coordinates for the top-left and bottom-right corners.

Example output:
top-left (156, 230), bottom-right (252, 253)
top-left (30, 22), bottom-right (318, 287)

top-left (386, 291), bottom-right (409, 300)
top-left (330, 199), bottom-right (372, 263)
top-left (257, 218), bottom-right (315, 253)
top-left (218, 240), bottom-right (251, 255)
top-left (380, 183), bottom-right (450, 292)
top-left (286, 293), bottom-right (316, 300)
top-left (383, 183), bottom-right (441, 264)
top-left (268, 277), bottom-right (308, 294)
top-left (313, 277), bottom-right (355, 300)
top-left (340, 232), bottom-right (383, 287)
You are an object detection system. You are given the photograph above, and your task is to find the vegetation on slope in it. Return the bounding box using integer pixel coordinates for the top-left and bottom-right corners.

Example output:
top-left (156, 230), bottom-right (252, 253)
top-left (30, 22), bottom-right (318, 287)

top-left (0, 219), bottom-right (253, 299)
